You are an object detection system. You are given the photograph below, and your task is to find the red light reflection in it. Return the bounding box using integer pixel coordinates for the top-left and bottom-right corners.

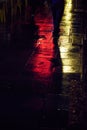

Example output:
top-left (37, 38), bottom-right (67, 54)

top-left (25, 14), bottom-right (62, 87)
top-left (25, 40), bottom-right (54, 81)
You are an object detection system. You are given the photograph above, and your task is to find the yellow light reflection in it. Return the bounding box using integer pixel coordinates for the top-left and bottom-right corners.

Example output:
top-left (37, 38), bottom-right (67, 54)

top-left (64, 13), bottom-right (72, 21)
top-left (61, 0), bottom-right (72, 37)
top-left (63, 66), bottom-right (81, 73)
top-left (60, 47), bottom-right (69, 53)
top-left (59, 36), bottom-right (69, 44)
top-left (60, 0), bottom-right (74, 73)
top-left (65, 0), bottom-right (72, 4)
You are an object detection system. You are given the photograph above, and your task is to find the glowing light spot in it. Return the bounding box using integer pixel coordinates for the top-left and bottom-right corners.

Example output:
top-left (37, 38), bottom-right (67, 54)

top-left (63, 66), bottom-right (81, 73)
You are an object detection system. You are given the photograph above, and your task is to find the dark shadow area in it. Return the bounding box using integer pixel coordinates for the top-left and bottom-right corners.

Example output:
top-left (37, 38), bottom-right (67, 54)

top-left (0, 1), bottom-right (69, 129)
top-left (11, 22), bottom-right (39, 48)
top-left (51, 43), bottom-right (63, 94)
top-left (0, 35), bottom-right (68, 130)
top-left (50, 0), bottom-right (65, 37)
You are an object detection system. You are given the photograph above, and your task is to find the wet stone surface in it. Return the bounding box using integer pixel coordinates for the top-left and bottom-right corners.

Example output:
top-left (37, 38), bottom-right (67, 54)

top-left (0, 0), bottom-right (85, 129)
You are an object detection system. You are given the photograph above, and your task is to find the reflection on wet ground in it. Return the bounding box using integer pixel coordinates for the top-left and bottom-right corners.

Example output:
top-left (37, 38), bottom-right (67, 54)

top-left (0, 0), bottom-right (84, 129)
top-left (23, 0), bottom-right (83, 128)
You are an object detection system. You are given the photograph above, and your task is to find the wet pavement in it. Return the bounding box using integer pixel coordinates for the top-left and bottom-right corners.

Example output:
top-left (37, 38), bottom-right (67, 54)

top-left (0, 0), bottom-right (86, 129)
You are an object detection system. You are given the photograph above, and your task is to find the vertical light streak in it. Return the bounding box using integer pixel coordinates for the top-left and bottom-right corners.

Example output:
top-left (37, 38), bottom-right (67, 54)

top-left (60, 0), bottom-right (73, 73)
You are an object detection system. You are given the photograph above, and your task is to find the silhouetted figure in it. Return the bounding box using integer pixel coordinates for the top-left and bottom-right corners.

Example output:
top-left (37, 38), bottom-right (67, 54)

top-left (50, 0), bottom-right (65, 38)
top-left (29, 0), bottom-right (43, 24)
